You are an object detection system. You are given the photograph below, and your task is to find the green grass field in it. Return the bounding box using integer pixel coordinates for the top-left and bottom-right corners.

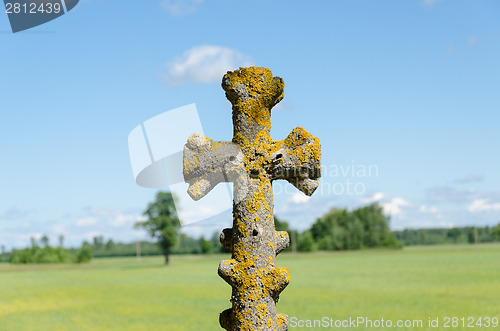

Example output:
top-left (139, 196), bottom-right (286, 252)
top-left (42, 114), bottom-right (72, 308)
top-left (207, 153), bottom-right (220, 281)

top-left (1, 244), bottom-right (499, 330)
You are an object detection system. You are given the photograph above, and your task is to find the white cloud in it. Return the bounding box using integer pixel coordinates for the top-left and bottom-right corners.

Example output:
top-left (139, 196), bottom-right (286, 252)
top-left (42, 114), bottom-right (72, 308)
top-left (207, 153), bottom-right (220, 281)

top-left (291, 192), bottom-right (310, 204)
top-left (30, 233), bottom-right (43, 241)
top-left (426, 186), bottom-right (478, 203)
top-left (136, 215), bottom-right (147, 223)
top-left (164, 45), bottom-right (253, 86)
top-left (75, 210), bottom-right (142, 229)
top-left (179, 205), bottom-right (219, 224)
top-left (274, 195), bottom-right (332, 232)
top-left (382, 197), bottom-right (410, 216)
top-left (160, 0), bottom-right (203, 17)
top-left (419, 205), bottom-right (438, 213)
top-left (468, 199), bottom-right (500, 213)
top-left (109, 213), bottom-right (138, 227)
top-left (75, 217), bottom-right (98, 227)
top-left (362, 192), bottom-right (385, 203)
top-left (180, 209), bottom-right (231, 238)
top-left (51, 224), bottom-right (68, 235)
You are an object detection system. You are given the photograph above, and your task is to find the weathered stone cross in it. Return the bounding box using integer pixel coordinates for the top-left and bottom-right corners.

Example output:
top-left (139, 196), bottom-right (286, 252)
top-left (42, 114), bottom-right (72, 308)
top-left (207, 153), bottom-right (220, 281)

top-left (183, 67), bottom-right (321, 330)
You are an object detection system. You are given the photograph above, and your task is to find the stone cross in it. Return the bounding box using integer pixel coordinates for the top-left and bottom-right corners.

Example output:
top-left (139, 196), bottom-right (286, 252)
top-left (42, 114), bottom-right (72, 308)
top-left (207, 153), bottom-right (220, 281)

top-left (183, 67), bottom-right (321, 330)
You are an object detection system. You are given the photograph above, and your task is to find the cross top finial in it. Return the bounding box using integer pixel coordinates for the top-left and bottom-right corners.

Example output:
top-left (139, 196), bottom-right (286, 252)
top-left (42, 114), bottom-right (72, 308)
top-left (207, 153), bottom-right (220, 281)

top-left (222, 66), bottom-right (284, 109)
top-left (222, 67), bottom-right (284, 139)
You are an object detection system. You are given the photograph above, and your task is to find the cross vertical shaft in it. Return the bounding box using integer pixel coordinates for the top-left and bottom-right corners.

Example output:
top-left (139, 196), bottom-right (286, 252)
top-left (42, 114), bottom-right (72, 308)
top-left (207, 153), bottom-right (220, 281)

top-left (183, 67), bottom-right (321, 330)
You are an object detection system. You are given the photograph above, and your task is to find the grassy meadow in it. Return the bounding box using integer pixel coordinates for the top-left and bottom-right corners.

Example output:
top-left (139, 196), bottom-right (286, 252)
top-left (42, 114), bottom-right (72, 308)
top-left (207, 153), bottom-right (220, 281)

top-left (0, 244), bottom-right (499, 330)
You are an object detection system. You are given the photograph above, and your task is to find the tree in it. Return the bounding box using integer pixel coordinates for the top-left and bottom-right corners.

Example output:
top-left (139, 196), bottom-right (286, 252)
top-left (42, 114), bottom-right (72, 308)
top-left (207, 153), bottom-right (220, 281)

top-left (135, 192), bottom-right (180, 265)
top-left (0, 245), bottom-right (5, 262)
top-left (30, 237), bottom-right (38, 248)
top-left (105, 239), bottom-right (115, 251)
top-left (465, 227), bottom-right (479, 244)
top-left (311, 208), bottom-right (350, 250)
top-left (93, 235), bottom-right (104, 249)
top-left (274, 216), bottom-right (290, 233)
top-left (297, 230), bottom-right (315, 252)
top-left (447, 228), bottom-right (462, 243)
top-left (58, 235), bottom-right (64, 248)
top-left (200, 237), bottom-right (212, 254)
top-left (40, 235), bottom-right (49, 247)
top-left (491, 223), bottom-right (500, 240)
top-left (310, 204), bottom-right (400, 251)
top-left (210, 231), bottom-right (227, 253)
top-left (76, 241), bottom-right (93, 263)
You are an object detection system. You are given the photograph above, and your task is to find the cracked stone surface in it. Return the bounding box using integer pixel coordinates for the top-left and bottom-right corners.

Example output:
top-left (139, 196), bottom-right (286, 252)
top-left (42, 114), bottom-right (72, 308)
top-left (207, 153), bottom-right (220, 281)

top-left (183, 67), bottom-right (321, 330)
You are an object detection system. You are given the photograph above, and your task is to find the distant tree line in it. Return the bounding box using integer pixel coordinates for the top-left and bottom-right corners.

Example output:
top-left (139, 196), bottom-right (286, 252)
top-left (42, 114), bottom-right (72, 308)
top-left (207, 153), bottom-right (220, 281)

top-left (7, 235), bottom-right (92, 264)
top-left (86, 233), bottom-right (227, 259)
top-left (86, 203), bottom-right (401, 259)
top-left (2, 198), bottom-right (499, 264)
top-left (394, 224), bottom-right (500, 246)
top-left (0, 233), bottom-right (228, 264)
top-left (131, 192), bottom-right (500, 255)
top-left (95, 193), bottom-right (402, 263)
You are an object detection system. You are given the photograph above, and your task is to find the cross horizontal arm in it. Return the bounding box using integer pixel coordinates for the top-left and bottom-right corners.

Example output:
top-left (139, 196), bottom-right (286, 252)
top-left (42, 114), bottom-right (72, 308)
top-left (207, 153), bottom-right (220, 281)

top-left (183, 133), bottom-right (244, 201)
top-left (270, 127), bottom-right (321, 196)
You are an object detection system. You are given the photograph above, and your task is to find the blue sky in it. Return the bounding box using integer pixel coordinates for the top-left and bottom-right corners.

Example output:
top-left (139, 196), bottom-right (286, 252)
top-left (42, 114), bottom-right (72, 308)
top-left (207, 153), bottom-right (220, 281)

top-left (1, 0), bottom-right (499, 249)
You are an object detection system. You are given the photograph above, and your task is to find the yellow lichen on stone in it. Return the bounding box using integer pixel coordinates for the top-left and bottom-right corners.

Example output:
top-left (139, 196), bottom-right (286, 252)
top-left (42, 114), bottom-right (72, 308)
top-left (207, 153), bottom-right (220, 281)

top-left (257, 303), bottom-right (267, 319)
top-left (187, 178), bottom-right (208, 199)
top-left (236, 218), bottom-right (248, 238)
top-left (223, 67), bottom-right (284, 131)
top-left (233, 131), bottom-right (250, 147)
top-left (214, 67), bottom-right (319, 331)
top-left (277, 314), bottom-right (287, 329)
top-left (183, 155), bottom-right (199, 176)
top-left (284, 127), bottom-right (321, 165)
top-left (267, 317), bottom-right (273, 328)
top-left (210, 141), bottom-right (231, 151)
top-left (245, 180), bottom-right (271, 213)
top-left (223, 67), bottom-right (283, 104)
